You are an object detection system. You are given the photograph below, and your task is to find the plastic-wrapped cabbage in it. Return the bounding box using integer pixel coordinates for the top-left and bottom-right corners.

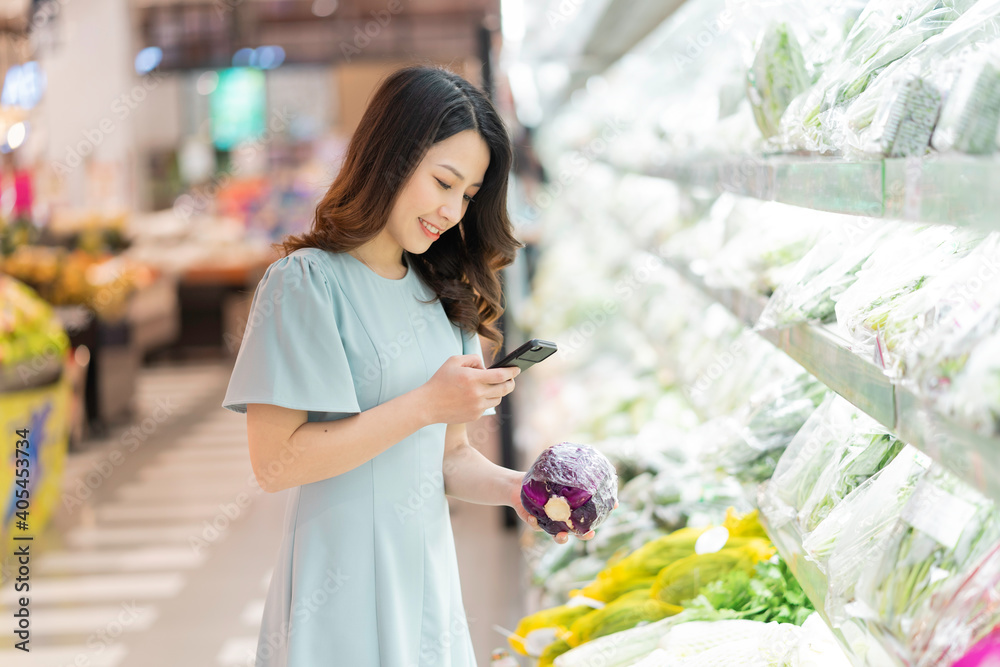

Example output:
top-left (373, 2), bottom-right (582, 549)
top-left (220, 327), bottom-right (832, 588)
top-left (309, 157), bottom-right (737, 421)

top-left (522, 443), bottom-right (619, 537)
top-left (852, 465), bottom-right (1000, 664)
top-left (747, 22), bottom-right (811, 139)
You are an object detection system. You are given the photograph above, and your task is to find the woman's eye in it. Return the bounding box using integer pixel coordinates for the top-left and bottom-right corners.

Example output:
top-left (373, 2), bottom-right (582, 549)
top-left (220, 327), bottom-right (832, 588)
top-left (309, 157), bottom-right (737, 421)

top-left (437, 178), bottom-right (474, 203)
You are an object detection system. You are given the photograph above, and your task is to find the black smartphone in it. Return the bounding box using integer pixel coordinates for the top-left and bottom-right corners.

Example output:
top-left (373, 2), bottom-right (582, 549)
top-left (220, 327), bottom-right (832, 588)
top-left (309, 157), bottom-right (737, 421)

top-left (488, 339), bottom-right (558, 371)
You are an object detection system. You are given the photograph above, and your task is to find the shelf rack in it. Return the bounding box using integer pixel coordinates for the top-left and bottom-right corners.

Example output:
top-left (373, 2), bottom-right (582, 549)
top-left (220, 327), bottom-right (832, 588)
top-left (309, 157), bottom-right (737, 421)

top-left (618, 155), bottom-right (1000, 227)
top-left (663, 257), bottom-right (1000, 507)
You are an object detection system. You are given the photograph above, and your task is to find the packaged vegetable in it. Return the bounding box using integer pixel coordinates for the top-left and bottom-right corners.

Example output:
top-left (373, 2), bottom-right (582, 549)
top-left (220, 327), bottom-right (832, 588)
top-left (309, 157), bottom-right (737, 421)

top-left (852, 465), bottom-right (1000, 664)
top-left (507, 603), bottom-right (597, 656)
top-left (564, 588), bottom-right (682, 647)
top-left (932, 46), bottom-right (1000, 153)
top-left (521, 442), bottom-right (619, 537)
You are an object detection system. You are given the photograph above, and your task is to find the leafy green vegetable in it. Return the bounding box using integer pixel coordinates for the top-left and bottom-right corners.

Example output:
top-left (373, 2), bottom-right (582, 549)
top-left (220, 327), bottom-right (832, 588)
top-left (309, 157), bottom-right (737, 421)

top-left (683, 557), bottom-right (815, 626)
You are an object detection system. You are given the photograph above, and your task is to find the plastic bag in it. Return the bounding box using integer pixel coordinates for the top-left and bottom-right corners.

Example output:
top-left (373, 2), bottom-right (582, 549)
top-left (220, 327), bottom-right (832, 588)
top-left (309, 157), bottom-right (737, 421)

top-left (932, 44), bottom-right (1000, 153)
top-left (796, 429), bottom-right (904, 533)
top-left (779, 0), bottom-right (967, 153)
top-left (833, 224), bottom-right (987, 366)
top-left (756, 219), bottom-right (900, 330)
top-left (760, 394), bottom-right (880, 528)
top-left (851, 465), bottom-right (1000, 664)
top-left (866, 231), bottom-right (1000, 381)
top-left (799, 445), bottom-right (933, 623)
top-left (704, 369), bottom-right (830, 484)
top-left (912, 544), bottom-right (1000, 666)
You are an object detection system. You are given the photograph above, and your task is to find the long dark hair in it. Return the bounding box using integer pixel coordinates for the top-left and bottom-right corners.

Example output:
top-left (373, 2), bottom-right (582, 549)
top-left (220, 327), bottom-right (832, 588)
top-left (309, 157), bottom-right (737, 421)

top-left (279, 65), bottom-right (521, 353)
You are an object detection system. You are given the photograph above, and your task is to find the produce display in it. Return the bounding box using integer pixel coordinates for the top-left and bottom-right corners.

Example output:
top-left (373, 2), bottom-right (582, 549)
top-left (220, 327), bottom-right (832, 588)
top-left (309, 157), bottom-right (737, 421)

top-left (2, 246), bottom-right (154, 322)
top-left (0, 275), bottom-right (69, 369)
top-left (508, 0), bottom-right (1000, 664)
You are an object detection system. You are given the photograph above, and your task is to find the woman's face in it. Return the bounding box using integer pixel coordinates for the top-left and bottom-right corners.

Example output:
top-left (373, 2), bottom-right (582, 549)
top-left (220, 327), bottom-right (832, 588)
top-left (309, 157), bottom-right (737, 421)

top-left (386, 129), bottom-right (490, 254)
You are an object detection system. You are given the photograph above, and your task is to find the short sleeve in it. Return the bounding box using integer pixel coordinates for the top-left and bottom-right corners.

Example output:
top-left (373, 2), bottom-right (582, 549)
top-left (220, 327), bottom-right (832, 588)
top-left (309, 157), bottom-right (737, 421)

top-left (462, 329), bottom-right (497, 417)
top-left (222, 253), bottom-right (361, 419)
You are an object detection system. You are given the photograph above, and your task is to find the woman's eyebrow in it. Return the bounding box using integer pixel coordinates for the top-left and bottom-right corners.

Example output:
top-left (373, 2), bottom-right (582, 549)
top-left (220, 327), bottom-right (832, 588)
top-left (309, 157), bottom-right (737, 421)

top-left (437, 163), bottom-right (482, 187)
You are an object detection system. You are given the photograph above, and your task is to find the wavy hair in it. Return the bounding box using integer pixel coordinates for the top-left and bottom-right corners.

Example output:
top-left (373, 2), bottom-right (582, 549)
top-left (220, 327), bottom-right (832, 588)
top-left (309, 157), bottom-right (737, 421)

top-left (278, 65), bottom-right (521, 355)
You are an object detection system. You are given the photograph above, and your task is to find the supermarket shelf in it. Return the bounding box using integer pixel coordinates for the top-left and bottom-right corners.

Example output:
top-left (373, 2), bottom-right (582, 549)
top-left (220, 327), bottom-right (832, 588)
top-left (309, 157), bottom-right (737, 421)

top-left (663, 257), bottom-right (1000, 506)
top-left (664, 259), bottom-right (896, 427)
top-left (620, 155), bottom-right (1000, 227)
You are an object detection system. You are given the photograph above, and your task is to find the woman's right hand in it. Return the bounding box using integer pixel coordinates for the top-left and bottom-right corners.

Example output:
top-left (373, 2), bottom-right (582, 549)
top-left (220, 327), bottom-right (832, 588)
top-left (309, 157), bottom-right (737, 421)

top-left (420, 355), bottom-right (520, 424)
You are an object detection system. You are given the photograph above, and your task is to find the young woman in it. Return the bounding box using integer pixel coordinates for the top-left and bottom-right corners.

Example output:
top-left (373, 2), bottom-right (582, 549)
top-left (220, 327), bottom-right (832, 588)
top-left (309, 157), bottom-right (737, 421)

top-left (222, 65), bottom-right (599, 666)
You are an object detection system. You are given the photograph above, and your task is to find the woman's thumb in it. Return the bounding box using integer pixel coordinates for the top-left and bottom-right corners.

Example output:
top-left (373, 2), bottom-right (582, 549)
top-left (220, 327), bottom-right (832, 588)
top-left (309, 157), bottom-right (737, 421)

top-left (458, 354), bottom-right (485, 369)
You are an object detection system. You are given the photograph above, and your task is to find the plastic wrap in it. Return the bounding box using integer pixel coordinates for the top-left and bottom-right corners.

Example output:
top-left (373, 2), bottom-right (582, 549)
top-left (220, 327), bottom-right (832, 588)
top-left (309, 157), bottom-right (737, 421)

top-left (833, 224), bottom-right (987, 366)
top-left (760, 394), bottom-right (883, 528)
top-left (747, 22), bottom-right (811, 139)
top-left (779, 0), bottom-right (966, 153)
top-left (704, 369), bottom-right (830, 484)
top-left (797, 430), bottom-right (904, 534)
top-left (912, 545), bottom-right (1000, 666)
top-left (796, 446), bottom-right (931, 619)
top-left (859, 231), bottom-right (1000, 381)
top-left (702, 200), bottom-right (829, 296)
top-left (756, 219), bottom-right (900, 330)
top-left (851, 465), bottom-right (1000, 664)
top-left (522, 443), bottom-right (619, 538)
top-left (932, 45), bottom-right (1000, 153)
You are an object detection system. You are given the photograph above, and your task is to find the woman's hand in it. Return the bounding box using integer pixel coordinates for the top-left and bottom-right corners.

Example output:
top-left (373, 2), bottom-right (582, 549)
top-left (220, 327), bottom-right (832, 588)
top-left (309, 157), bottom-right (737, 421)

top-left (420, 355), bottom-right (520, 425)
top-left (506, 473), bottom-right (618, 545)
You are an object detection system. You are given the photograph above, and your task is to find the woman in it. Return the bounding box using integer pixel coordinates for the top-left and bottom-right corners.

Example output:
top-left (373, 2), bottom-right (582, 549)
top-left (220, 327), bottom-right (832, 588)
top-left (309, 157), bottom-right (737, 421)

top-left (222, 65), bottom-right (598, 666)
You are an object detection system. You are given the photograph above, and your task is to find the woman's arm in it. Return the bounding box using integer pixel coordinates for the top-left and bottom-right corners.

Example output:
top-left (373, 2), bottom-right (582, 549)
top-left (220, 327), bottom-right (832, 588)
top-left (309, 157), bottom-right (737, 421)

top-left (247, 388), bottom-right (432, 493)
top-left (441, 421), bottom-right (522, 506)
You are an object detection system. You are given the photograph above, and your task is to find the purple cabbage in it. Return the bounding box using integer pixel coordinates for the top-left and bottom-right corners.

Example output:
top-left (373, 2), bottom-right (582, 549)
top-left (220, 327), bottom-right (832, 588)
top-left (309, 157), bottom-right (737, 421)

top-left (520, 442), bottom-right (618, 537)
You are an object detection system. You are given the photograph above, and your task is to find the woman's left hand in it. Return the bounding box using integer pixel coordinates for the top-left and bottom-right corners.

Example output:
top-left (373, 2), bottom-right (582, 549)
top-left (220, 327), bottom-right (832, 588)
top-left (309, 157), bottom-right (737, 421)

top-left (505, 473), bottom-right (617, 545)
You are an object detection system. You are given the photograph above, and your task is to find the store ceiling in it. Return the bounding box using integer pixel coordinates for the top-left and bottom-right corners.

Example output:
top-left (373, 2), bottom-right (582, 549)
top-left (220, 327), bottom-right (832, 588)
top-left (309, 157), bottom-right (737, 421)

top-left (135, 0), bottom-right (500, 70)
top-left (517, 0), bottom-right (686, 118)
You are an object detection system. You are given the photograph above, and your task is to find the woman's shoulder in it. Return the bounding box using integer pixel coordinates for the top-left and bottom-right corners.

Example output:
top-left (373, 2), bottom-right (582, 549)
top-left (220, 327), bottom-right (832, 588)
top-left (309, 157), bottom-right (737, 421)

top-left (267, 247), bottom-right (350, 277)
top-left (260, 248), bottom-right (350, 298)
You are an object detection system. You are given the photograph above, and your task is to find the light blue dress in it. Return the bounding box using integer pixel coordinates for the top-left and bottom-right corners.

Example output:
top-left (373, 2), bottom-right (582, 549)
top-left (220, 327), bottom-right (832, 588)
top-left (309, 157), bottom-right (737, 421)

top-left (222, 247), bottom-right (495, 667)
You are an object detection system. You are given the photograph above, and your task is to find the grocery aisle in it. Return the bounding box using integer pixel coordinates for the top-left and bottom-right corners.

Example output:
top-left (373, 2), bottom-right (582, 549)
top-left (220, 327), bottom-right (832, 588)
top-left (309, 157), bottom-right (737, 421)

top-left (0, 360), bottom-right (525, 666)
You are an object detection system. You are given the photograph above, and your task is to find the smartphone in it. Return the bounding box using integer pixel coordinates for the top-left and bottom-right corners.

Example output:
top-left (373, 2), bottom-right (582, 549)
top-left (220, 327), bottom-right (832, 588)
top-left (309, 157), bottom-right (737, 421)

top-left (488, 339), bottom-right (558, 371)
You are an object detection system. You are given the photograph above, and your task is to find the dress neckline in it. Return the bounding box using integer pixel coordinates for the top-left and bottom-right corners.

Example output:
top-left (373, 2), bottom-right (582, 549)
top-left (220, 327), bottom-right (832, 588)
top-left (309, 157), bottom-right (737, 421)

top-left (343, 251), bottom-right (413, 283)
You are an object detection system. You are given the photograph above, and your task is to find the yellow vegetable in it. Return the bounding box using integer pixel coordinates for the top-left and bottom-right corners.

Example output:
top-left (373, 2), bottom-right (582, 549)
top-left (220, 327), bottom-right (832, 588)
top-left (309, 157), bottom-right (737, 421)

top-left (507, 603), bottom-right (595, 656)
top-left (723, 508), bottom-right (768, 539)
top-left (538, 638), bottom-right (573, 667)
top-left (565, 588), bottom-right (683, 647)
top-left (650, 542), bottom-right (773, 606)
